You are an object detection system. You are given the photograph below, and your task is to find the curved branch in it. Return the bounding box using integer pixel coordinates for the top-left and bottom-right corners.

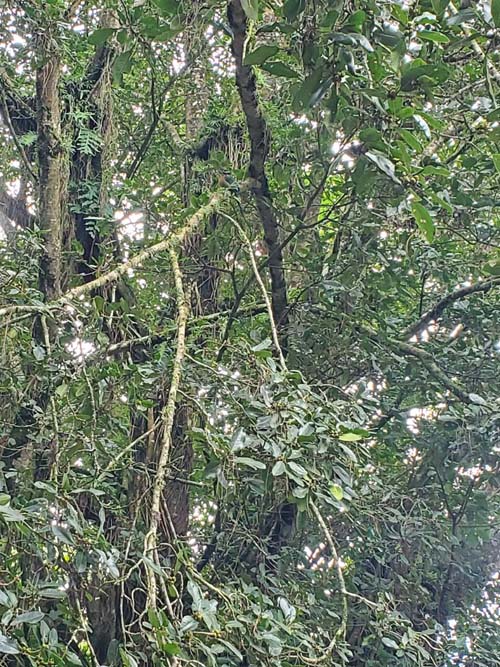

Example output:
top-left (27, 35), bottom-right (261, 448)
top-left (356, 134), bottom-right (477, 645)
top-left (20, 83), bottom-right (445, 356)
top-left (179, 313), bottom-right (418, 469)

top-left (224, 211), bottom-right (287, 370)
top-left (404, 277), bottom-right (500, 340)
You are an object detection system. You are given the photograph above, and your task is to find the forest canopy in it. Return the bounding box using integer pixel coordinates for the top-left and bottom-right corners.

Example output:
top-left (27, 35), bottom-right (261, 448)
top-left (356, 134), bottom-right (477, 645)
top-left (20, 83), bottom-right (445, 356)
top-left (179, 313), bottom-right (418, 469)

top-left (0, 0), bottom-right (499, 666)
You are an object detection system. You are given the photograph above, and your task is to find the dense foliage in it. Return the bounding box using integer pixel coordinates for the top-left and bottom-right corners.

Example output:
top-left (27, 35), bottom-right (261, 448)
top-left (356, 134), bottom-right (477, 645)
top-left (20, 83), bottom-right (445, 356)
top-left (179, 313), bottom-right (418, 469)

top-left (0, 0), bottom-right (499, 665)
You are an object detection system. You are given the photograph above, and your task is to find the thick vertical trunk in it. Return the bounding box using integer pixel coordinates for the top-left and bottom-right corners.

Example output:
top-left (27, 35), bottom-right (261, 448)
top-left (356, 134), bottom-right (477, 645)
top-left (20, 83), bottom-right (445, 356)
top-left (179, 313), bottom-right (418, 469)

top-left (228, 0), bottom-right (289, 350)
top-left (36, 43), bottom-right (66, 300)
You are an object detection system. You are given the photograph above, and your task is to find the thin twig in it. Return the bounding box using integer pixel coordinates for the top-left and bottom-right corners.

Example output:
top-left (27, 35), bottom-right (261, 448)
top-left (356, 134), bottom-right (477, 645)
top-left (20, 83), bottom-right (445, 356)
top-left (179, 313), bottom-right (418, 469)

top-left (223, 211), bottom-right (287, 371)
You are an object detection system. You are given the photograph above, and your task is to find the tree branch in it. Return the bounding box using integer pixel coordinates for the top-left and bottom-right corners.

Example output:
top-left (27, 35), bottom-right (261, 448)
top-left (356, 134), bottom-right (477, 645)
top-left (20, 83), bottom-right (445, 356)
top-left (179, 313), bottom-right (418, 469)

top-left (224, 211), bottom-right (287, 370)
top-left (404, 277), bottom-right (500, 340)
top-left (144, 246), bottom-right (189, 609)
top-left (0, 187), bottom-right (237, 319)
top-left (228, 0), bottom-right (289, 352)
top-left (361, 325), bottom-right (474, 404)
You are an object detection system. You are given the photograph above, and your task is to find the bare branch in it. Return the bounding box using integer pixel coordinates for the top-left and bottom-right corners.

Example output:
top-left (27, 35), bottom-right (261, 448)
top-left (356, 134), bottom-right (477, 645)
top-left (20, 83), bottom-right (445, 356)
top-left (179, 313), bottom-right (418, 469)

top-left (404, 277), bottom-right (500, 339)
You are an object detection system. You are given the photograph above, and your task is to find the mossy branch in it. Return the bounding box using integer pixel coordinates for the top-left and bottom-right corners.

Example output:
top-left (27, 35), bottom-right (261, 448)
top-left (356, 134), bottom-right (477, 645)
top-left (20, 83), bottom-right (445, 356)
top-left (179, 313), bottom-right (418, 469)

top-left (143, 246), bottom-right (189, 610)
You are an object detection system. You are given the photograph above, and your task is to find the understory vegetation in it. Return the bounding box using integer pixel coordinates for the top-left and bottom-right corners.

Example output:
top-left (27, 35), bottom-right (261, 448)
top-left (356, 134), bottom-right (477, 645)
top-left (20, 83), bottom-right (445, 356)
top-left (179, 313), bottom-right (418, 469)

top-left (0, 0), bottom-right (499, 665)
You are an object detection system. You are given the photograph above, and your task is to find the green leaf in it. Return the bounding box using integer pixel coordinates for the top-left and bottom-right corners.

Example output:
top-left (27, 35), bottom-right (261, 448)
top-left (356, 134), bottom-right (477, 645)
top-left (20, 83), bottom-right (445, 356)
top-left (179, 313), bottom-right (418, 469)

top-left (287, 461), bottom-right (307, 478)
top-left (0, 504), bottom-right (25, 522)
top-left (272, 460), bottom-right (286, 476)
top-left (419, 30), bottom-right (450, 44)
top-left (51, 524), bottom-right (74, 545)
top-left (0, 634), bottom-right (19, 655)
top-left (120, 649), bottom-right (139, 667)
top-left (39, 588), bottom-right (66, 600)
top-left (381, 637), bottom-right (399, 650)
top-left (163, 643), bottom-right (180, 657)
top-left (432, 0), bottom-right (450, 14)
top-left (330, 484), bottom-right (343, 501)
top-left (235, 456), bottom-right (266, 470)
top-left (116, 29), bottom-right (129, 45)
top-left (0, 493), bottom-right (10, 506)
top-left (244, 45), bottom-right (279, 65)
top-left (411, 201), bottom-right (435, 243)
top-left (491, 0), bottom-right (500, 27)
top-left (33, 344), bottom-right (45, 361)
top-left (252, 338), bottom-right (271, 352)
top-left (112, 51), bottom-right (133, 84)
top-left (294, 67), bottom-right (331, 110)
top-left (215, 639), bottom-right (243, 661)
top-left (261, 61), bottom-right (300, 78)
top-left (88, 28), bottom-right (115, 45)
top-left (339, 432), bottom-right (362, 442)
top-left (55, 383), bottom-right (68, 398)
top-left (352, 33), bottom-right (374, 52)
top-left (278, 596), bottom-right (296, 622)
top-left (330, 32), bottom-right (356, 46)
top-left (346, 10), bottom-right (366, 31)
top-left (66, 651), bottom-right (83, 666)
top-left (398, 129), bottom-right (422, 152)
top-left (283, 0), bottom-right (306, 21)
top-left (298, 422), bottom-right (315, 442)
top-left (492, 153), bottom-right (500, 174)
top-left (12, 611), bottom-right (44, 626)
top-left (483, 259), bottom-right (500, 276)
top-left (420, 165), bottom-right (450, 177)
top-left (365, 151), bottom-right (401, 185)
top-left (152, 0), bottom-right (180, 14)
top-left (447, 8), bottom-right (475, 25)
top-left (359, 128), bottom-right (384, 148)
top-left (469, 393), bottom-right (486, 405)
top-left (241, 0), bottom-right (259, 21)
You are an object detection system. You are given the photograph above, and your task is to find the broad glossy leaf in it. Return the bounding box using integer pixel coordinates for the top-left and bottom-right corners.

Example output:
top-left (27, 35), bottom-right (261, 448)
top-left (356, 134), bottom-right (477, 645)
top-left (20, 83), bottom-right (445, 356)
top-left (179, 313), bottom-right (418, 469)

top-left (113, 51), bottom-right (133, 84)
top-left (365, 150), bottom-right (402, 184)
top-left (283, 0), bottom-right (305, 21)
top-left (411, 201), bottom-right (435, 243)
top-left (339, 432), bottom-right (362, 442)
top-left (398, 129), bottom-right (423, 152)
top-left (261, 60), bottom-right (300, 78)
top-left (244, 45), bottom-right (278, 65)
top-left (0, 504), bottom-right (25, 522)
top-left (330, 484), bottom-right (343, 500)
top-left (272, 460), bottom-right (286, 476)
top-left (432, 0), bottom-right (450, 14)
top-left (382, 637), bottom-right (399, 650)
top-left (419, 30), bottom-right (450, 44)
top-left (88, 28), bottom-right (115, 45)
top-left (294, 68), bottom-right (331, 110)
top-left (152, 0), bottom-right (180, 14)
top-left (12, 611), bottom-right (44, 626)
top-left (241, 0), bottom-right (259, 21)
top-left (0, 634), bottom-right (19, 655)
top-left (235, 456), bottom-right (266, 470)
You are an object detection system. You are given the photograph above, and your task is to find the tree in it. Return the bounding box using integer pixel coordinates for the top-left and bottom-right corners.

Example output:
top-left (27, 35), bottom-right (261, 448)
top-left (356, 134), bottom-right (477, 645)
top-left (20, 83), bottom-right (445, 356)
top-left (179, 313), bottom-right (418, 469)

top-left (0, 0), bottom-right (499, 665)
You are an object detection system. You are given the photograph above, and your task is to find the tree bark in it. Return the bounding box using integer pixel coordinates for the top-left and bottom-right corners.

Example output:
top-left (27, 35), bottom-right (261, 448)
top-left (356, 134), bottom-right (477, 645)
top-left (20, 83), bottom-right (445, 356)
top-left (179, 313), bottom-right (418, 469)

top-left (228, 0), bottom-right (289, 351)
top-left (36, 37), bottom-right (66, 301)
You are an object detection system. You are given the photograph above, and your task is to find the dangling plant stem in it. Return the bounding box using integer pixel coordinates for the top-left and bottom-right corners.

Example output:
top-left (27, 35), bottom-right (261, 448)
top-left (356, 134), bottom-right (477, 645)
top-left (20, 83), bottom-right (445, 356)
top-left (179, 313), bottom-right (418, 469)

top-left (144, 246), bottom-right (189, 609)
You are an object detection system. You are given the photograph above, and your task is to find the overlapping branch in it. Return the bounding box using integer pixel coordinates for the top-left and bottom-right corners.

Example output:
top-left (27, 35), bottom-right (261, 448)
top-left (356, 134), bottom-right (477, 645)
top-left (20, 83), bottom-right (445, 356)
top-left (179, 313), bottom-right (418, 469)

top-left (227, 0), bottom-right (289, 352)
top-left (0, 187), bottom-right (231, 319)
top-left (403, 276), bottom-right (500, 339)
top-left (143, 246), bottom-right (189, 610)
